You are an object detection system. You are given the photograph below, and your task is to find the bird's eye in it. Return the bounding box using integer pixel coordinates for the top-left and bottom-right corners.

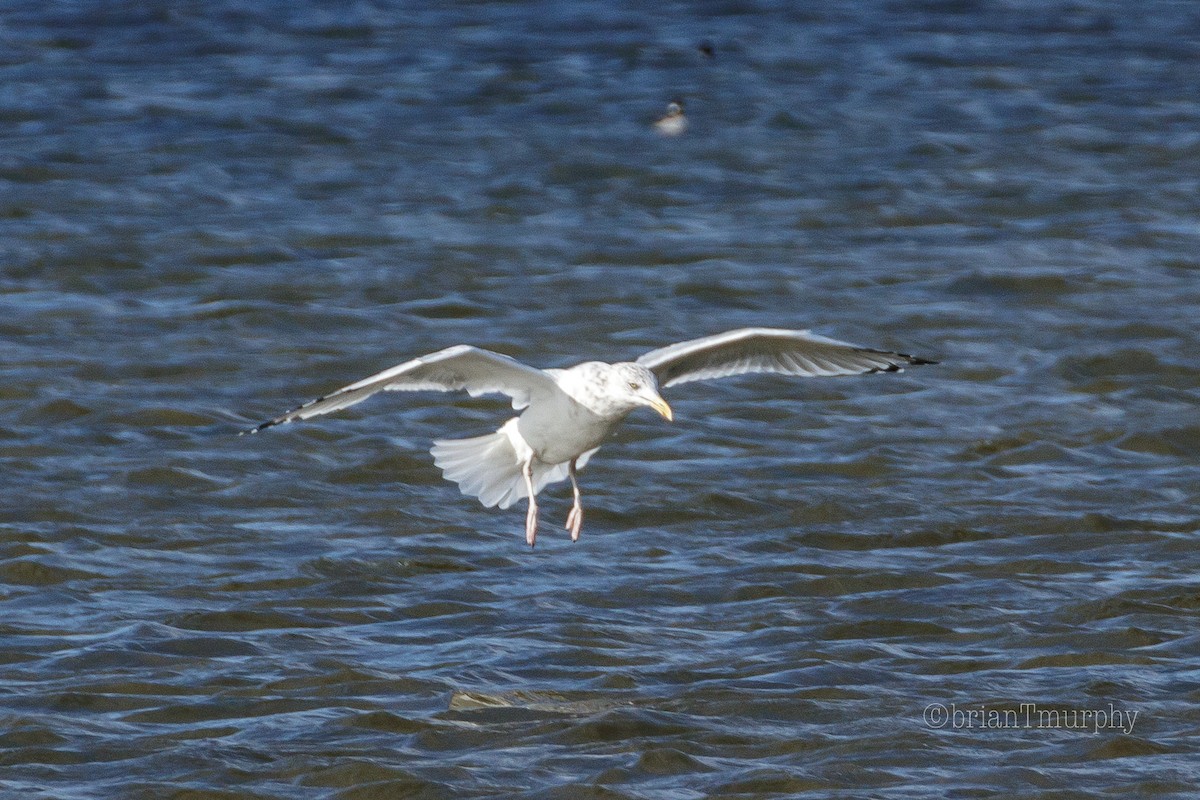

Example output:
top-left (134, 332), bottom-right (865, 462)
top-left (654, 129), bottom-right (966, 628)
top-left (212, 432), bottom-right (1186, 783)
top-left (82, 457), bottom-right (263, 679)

top-left (628, 381), bottom-right (640, 391)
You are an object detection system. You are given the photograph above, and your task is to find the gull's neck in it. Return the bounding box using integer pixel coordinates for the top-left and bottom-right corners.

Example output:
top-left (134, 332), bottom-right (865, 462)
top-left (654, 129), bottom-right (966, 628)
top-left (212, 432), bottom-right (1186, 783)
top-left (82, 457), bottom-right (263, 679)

top-left (553, 362), bottom-right (631, 418)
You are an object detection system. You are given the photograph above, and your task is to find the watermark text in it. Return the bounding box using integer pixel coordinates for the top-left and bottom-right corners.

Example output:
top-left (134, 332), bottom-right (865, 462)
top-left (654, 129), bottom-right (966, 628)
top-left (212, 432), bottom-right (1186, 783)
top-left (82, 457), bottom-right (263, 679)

top-left (923, 702), bottom-right (1138, 735)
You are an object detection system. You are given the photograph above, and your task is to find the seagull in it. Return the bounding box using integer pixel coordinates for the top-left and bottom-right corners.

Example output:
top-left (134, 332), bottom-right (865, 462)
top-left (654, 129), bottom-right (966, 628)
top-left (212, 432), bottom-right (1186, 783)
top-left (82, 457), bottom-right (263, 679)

top-left (653, 99), bottom-right (687, 136)
top-left (245, 328), bottom-right (936, 546)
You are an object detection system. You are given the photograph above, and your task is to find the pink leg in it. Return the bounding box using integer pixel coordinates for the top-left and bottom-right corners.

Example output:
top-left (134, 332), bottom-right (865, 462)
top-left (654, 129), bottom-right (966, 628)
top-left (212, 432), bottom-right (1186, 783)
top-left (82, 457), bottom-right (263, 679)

top-left (522, 458), bottom-right (538, 547)
top-left (565, 458), bottom-right (583, 542)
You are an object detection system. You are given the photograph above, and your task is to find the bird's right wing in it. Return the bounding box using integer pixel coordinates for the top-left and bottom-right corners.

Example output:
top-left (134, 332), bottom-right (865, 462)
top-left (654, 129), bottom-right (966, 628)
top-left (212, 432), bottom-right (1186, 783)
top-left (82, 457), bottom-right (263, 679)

top-left (244, 345), bottom-right (561, 434)
top-left (637, 328), bottom-right (936, 388)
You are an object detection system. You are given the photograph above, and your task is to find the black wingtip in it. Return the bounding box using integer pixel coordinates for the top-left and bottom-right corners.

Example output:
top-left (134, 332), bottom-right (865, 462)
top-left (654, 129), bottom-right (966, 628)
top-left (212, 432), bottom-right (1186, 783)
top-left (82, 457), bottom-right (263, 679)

top-left (241, 393), bottom-right (328, 436)
top-left (885, 350), bottom-right (939, 367)
top-left (240, 419), bottom-right (279, 436)
top-left (855, 348), bottom-right (939, 375)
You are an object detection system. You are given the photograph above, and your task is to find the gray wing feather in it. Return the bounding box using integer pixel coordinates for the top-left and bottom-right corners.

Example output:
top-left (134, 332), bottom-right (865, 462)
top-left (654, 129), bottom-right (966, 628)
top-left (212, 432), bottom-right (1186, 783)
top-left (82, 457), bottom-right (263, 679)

top-left (245, 345), bottom-right (559, 434)
top-left (637, 328), bottom-right (936, 388)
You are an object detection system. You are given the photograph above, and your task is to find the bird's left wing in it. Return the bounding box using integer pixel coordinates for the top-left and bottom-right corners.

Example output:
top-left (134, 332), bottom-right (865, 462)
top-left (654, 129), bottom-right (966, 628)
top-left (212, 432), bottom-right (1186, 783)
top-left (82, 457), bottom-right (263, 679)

top-left (637, 328), bottom-right (936, 389)
top-left (244, 345), bottom-right (561, 434)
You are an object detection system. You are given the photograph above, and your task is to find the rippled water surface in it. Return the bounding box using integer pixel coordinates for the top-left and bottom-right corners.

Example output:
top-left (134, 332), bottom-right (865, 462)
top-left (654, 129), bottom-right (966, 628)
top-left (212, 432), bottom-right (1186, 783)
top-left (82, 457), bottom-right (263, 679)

top-left (3, 1), bottom-right (1200, 797)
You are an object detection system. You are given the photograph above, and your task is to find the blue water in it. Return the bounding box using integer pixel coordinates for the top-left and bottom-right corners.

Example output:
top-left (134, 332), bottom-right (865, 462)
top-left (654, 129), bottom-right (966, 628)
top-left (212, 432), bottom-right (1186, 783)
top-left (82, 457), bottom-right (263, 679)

top-left (2, 1), bottom-right (1199, 797)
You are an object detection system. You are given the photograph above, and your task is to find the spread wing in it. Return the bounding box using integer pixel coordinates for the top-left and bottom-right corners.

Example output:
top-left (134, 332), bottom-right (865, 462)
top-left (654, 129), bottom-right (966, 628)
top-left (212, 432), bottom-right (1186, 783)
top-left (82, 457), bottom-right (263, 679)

top-left (637, 328), bottom-right (936, 388)
top-left (244, 345), bottom-right (561, 434)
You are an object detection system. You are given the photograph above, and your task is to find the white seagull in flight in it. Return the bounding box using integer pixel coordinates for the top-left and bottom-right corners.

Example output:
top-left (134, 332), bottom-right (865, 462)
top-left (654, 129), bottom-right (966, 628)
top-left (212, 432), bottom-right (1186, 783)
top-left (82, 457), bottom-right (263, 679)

top-left (246, 328), bottom-right (936, 546)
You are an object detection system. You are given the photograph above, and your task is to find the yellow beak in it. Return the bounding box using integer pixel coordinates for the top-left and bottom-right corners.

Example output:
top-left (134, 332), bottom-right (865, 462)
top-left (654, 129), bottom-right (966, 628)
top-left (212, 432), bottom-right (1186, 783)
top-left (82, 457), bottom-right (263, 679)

top-left (648, 396), bottom-right (673, 422)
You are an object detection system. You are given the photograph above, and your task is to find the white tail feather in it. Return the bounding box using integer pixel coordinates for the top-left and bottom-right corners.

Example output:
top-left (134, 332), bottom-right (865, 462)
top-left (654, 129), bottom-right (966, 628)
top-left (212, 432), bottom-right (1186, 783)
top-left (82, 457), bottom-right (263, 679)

top-left (431, 420), bottom-right (598, 509)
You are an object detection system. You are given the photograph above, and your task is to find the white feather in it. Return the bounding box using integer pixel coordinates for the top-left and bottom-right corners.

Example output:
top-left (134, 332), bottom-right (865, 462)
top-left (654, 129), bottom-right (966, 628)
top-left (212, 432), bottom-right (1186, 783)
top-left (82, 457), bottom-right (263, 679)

top-left (432, 419), bottom-right (599, 510)
top-left (636, 327), bottom-right (934, 387)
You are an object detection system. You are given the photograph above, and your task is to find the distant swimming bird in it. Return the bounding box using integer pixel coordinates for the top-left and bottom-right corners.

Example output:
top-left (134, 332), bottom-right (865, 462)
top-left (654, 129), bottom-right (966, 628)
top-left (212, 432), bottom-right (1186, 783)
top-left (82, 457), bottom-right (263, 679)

top-left (246, 328), bottom-right (936, 547)
top-left (653, 100), bottom-right (687, 136)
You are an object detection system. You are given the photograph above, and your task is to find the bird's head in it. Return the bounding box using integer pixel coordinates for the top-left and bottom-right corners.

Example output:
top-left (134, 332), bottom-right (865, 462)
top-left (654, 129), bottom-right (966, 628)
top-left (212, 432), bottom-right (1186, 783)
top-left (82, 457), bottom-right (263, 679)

top-left (607, 363), bottom-right (672, 421)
